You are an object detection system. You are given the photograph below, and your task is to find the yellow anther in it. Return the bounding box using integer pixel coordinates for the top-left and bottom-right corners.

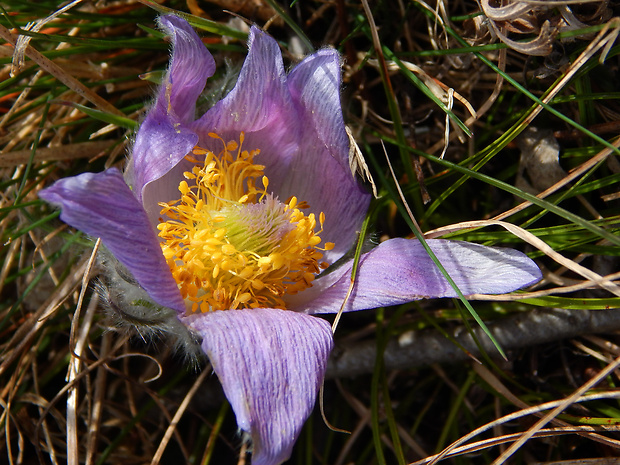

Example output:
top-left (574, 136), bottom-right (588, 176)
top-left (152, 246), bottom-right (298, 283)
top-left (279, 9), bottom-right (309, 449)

top-left (220, 260), bottom-right (234, 272)
top-left (157, 133), bottom-right (334, 312)
top-left (238, 267), bottom-right (254, 279)
top-left (179, 181), bottom-right (190, 195)
top-left (270, 253), bottom-right (284, 270)
top-left (221, 244), bottom-right (237, 255)
top-left (236, 293), bottom-right (251, 303)
top-left (251, 279), bottom-right (265, 290)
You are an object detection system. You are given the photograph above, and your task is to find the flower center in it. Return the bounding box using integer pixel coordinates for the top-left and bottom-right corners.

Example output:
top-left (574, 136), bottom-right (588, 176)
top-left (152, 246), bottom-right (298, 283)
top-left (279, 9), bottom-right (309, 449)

top-left (157, 132), bottom-right (333, 313)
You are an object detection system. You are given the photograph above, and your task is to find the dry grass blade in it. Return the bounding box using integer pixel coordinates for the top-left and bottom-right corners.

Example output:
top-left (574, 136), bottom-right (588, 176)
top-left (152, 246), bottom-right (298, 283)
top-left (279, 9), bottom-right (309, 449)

top-left (492, 354), bottom-right (620, 464)
top-left (0, 141), bottom-right (115, 167)
top-left (414, 427), bottom-right (620, 464)
top-left (0, 24), bottom-right (123, 117)
top-left (66, 240), bottom-right (100, 465)
top-left (419, 388), bottom-right (620, 465)
top-left (150, 369), bottom-right (209, 465)
top-left (494, 135), bottom-right (620, 222)
top-left (11, 0), bottom-right (84, 76)
top-left (84, 332), bottom-right (112, 465)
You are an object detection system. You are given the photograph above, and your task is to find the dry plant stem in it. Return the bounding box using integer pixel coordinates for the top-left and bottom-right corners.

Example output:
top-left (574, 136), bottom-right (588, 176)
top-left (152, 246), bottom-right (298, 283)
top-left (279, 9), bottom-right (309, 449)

top-left (0, 24), bottom-right (123, 117)
top-left (493, 135), bottom-right (620, 222)
top-left (416, 426), bottom-right (620, 464)
top-left (492, 353), bottom-right (620, 465)
top-left (0, 141), bottom-right (115, 167)
top-left (85, 331), bottom-right (112, 465)
top-left (473, 362), bottom-right (620, 456)
top-left (66, 239), bottom-right (100, 465)
top-left (66, 294), bottom-right (99, 465)
top-left (519, 18), bottom-right (620, 135)
top-left (0, 256), bottom-right (89, 378)
top-left (422, 390), bottom-right (620, 464)
top-left (326, 308), bottom-right (620, 378)
top-left (151, 368), bottom-right (209, 465)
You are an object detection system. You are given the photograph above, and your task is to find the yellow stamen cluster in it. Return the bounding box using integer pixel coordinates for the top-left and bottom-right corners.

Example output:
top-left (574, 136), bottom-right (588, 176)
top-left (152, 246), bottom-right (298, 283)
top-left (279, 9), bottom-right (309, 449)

top-left (157, 132), bottom-right (334, 313)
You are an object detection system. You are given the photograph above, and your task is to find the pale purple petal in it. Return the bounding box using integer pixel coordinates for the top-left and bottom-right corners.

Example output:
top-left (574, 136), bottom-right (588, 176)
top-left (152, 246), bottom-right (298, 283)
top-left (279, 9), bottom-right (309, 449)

top-left (192, 32), bottom-right (369, 259)
top-left (276, 131), bottom-right (369, 261)
top-left (129, 111), bottom-right (198, 217)
top-left (191, 26), bottom-right (298, 189)
top-left (39, 169), bottom-right (185, 314)
top-left (287, 49), bottom-right (350, 172)
top-left (286, 238), bottom-right (542, 313)
top-left (186, 308), bottom-right (333, 465)
top-left (276, 48), bottom-right (370, 258)
top-left (158, 15), bottom-right (216, 123)
top-left (128, 14), bottom-right (214, 206)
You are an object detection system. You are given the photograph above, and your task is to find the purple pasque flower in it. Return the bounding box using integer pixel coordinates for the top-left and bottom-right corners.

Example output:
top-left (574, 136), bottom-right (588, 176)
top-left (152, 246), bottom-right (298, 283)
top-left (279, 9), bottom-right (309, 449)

top-left (39, 15), bottom-right (541, 465)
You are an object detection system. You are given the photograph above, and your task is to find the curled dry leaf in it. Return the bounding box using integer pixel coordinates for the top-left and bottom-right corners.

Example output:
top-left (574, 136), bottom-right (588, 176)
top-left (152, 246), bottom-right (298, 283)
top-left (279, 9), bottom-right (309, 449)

top-left (479, 0), bottom-right (556, 56)
top-left (474, 0), bottom-right (613, 56)
top-left (480, 0), bottom-right (533, 22)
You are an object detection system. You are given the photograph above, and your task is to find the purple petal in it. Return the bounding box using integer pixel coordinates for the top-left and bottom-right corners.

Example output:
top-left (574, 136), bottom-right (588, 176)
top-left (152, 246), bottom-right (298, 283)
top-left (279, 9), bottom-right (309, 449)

top-left (190, 27), bottom-right (298, 192)
top-left (128, 14), bottom-right (214, 206)
top-left (157, 15), bottom-right (216, 123)
top-left (287, 238), bottom-right (542, 314)
top-left (286, 49), bottom-right (350, 172)
top-left (186, 308), bottom-right (333, 465)
top-left (277, 48), bottom-right (370, 259)
top-left (39, 169), bottom-right (185, 314)
top-left (274, 128), bottom-right (369, 262)
top-left (192, 31), bottom-right (369, 260)
top-left (128, 111), bottom-right (198, 218)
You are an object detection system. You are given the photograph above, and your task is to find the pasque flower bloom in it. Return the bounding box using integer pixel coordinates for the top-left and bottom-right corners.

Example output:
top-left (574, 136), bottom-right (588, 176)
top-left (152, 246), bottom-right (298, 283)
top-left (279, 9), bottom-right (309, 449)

top-left (40, 15), bottom-right (541, 465)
